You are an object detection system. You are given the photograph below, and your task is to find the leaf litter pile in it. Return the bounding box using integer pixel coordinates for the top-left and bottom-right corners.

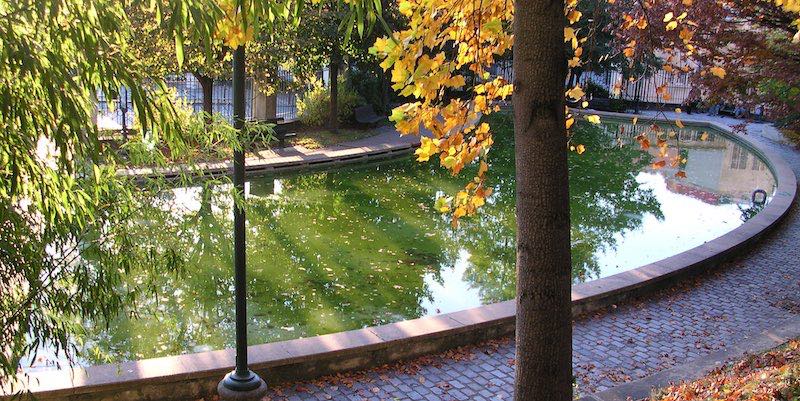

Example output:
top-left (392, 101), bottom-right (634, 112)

top-left (651, 339), bottom-right (799, 401)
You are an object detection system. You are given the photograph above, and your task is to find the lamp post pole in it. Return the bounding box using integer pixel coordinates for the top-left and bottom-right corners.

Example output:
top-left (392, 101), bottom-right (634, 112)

top-left (217, 45), bottom-right (268, 400)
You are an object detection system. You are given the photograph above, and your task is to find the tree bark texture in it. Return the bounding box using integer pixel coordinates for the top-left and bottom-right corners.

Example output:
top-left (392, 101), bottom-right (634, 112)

top-left (194, 73), bottom-right (215, 116)
top-left (512, 0), bottom-right (573, 399)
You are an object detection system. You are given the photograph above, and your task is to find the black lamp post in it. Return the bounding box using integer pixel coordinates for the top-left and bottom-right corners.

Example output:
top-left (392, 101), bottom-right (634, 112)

top-left (217, 45), bottom-right (268, 400)
top-left (120, 86), bottom-right (129, 142)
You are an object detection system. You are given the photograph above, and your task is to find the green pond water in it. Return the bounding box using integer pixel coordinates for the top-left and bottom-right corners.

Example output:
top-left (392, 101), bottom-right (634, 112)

top-left (39, 114), bottom-right (777, 367)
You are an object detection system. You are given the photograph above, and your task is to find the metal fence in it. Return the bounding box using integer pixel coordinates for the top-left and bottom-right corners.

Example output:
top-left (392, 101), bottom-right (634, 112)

top-left (585, 70), bottom-right (692, 105)
top-left (489, 59), bottom-right (693, 106)
top-left (96, 72), bottom-right (302, 129)
top-left (275, 69), bottom-right (298, 120)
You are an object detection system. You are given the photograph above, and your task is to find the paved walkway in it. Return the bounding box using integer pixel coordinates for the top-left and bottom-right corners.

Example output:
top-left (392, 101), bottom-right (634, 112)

top-left (120, 125), bottom-right (419, 178)
top-left (250, 113), bottom-right (800, 401)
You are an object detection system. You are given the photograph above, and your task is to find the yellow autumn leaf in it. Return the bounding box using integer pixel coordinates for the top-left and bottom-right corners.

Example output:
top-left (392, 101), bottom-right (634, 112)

top-left (564, 27), bottom-right (577, 42)
top-left (566, 117), bottom-right (575, 129)
top-left (567, 85), bottom-right (585, 100)
top-left (474, 95), bottom-right (487, 111)
top-left (632, 117), bottom-right (638, 125)
top-left (663, 12), bottom-right (674, 22)
top-left (623, 47), bottom-right (635, 58)
top-left (389, 107), bottom-right (406, 123)
top-left (710, 66), bottom-right (727, 78)
top-left (666, 20), bottom-right (679, 31)
top-left (576, 144), bottom-right (586, 154)
top-left (435, 196), bottom-right (451, 213)
top-left (478, 161), bottom-right (489, 176)
top-left (586, 115), bottom-right (601, 124)
top-left (567, 10), bottom-right (582, 24)
top-left (398, 0), bottom-right (414, 16)
top-left (415, 137), bottom-right (440, 162)
top-left (442, 155), bottom-right (458, 169)
top-left (700, 132), bottom-right (709, 141)
top-left (679, 27), bottom-right (693, 42)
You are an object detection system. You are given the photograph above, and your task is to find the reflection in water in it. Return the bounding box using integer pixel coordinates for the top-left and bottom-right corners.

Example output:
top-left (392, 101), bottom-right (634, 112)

top-left (591, 119), bottom-right (776, 271)
top-left (56, 114), bottom-right (775, 366)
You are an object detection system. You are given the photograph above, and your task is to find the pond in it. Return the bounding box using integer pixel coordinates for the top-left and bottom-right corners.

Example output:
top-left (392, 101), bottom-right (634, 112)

top-left (56, 114), bottom-right (777, 366)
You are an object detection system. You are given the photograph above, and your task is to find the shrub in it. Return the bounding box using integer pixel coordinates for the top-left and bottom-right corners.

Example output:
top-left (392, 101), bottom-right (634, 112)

top-left (584, 80), bottom-right (611, 99)
top-left (297, 77), bottom-right (365, 127)
top-left (608, 98), bottom-right (628, 112)
top-left (348, 68), bottom-right (386, 113)
top-left (123, 95), bottom-right (273, 166)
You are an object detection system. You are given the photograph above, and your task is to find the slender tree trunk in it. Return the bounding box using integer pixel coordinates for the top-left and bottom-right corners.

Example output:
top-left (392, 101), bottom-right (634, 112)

top-left (380, 68), bottom-right (390, 113)
top-left (329, 45), bottom-right (340, 133)
top-left (512, 0), bottom-right (572, 399)
top-left (194, 72), bottom-right (215, 117)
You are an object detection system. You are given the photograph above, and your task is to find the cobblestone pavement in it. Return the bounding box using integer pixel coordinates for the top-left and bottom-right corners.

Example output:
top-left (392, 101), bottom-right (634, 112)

top-left (257, 114), bottom-right (800, 401)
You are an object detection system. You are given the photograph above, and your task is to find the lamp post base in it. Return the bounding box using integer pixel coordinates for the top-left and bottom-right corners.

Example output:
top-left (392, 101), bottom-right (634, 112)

top-left (218, 370), bottom-right (268, 400)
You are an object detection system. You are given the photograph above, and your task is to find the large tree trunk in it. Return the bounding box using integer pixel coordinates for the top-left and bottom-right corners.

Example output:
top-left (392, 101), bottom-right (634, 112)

top-left (328, 45), bottom-right (340, 133)
top-left (512, 0), bottom-right (572, 399)
top-left (194, 72), bottom-right (215, 116)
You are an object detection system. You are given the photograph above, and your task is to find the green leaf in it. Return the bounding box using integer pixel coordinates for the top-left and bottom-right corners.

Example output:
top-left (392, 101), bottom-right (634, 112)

top-left (389, 107), bottom-right (405, 122)
top-left (484, 18), bottom-right (502, 34)
top-left (175, 33), bottom-right (185, 68)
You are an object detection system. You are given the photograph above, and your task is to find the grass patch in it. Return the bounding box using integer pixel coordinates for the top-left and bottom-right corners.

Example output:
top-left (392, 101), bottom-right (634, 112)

top-left (290, 128), bottom-right (380, 150)
top-left (650, 339), bottom-right (800, 401)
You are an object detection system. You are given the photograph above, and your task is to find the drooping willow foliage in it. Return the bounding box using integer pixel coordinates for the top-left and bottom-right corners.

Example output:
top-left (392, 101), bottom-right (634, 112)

top-left (0, 0), bottom-right (222, 385)
top-left (0, 0), bottom-right (383, 387)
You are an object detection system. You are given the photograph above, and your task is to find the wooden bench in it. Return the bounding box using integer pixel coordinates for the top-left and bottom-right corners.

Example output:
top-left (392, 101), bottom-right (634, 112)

top-left (257, 117), bottom-right (297, 148)
top-left (354, 105), bottom-right (385, 125)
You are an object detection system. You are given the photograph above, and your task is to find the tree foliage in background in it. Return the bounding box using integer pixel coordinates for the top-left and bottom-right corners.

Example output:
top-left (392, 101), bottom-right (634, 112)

top-left (127, 5), bottom-right (231, 114)
top-left (611, 0), bottom-right (800, 128)
top-left (297, 77), bottom-right (365, 126)
top-left (688, 0), bottom-right (800, 128)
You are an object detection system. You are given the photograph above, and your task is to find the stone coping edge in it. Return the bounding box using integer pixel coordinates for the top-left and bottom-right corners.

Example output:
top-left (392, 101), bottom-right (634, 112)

top-left (6, 112), bottom-right (795, 401)
top-left (577, 316), bottom-right (800, 401)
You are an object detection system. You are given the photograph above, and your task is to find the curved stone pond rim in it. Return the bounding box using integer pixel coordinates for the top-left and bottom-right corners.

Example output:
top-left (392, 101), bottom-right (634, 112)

top-left (5, 111), bottom-right (795, 401)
